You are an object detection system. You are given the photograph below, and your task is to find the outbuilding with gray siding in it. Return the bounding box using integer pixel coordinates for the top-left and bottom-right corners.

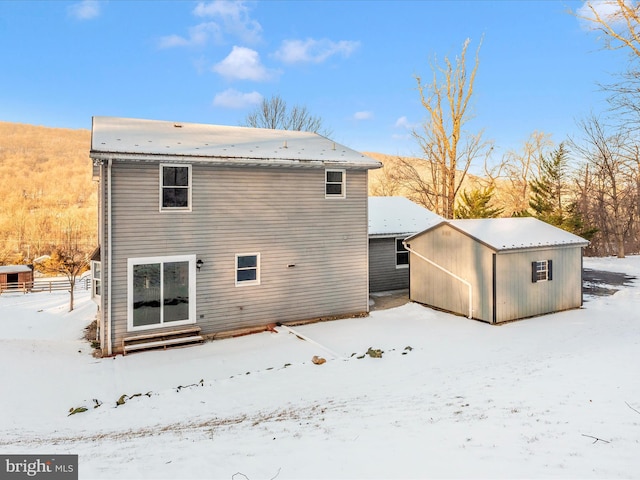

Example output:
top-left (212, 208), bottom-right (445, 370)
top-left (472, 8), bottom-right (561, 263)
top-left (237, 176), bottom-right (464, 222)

top-left (404, 217), bottom-right (589, 323)
top-left (368, 196), bottom-right (442, 292)
top-left (90, 117), bottom-right (382, 355)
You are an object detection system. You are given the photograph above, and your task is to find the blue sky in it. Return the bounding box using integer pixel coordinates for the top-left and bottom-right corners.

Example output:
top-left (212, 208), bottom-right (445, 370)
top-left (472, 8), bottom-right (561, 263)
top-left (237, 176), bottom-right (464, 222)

top-left (0, 0), bottom-right (629, 161)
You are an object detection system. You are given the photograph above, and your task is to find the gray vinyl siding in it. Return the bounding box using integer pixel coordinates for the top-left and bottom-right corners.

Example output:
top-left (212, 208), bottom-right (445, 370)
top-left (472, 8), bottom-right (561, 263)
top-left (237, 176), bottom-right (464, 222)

top-left (495, 246), bottom-right (583, 322)
top-left (408, 224), bottom-right (584, 323)
top-left (104, 161), bottom-right (369, 352)
top-left (408, 224), bottom-right (492, 321)
top-left (369, 237), bottom-right (409, 292)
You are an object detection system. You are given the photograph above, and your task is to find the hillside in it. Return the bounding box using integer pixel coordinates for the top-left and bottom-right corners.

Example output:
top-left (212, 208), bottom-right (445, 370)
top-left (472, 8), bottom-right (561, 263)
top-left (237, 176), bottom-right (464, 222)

top-left (0, 121), bottom-right (96, 263)
top-left (0, 122), bottom-right (489, 265)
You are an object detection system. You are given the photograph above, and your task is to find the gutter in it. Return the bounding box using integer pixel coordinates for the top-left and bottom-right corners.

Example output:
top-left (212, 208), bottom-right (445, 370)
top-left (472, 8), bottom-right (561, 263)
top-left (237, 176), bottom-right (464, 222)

top-left (403, 241), bottom-right (473, 319)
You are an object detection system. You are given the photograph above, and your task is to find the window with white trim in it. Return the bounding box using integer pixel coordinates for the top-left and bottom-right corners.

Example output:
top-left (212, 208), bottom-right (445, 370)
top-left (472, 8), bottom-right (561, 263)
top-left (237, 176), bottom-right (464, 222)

top-left (532, 260), bottom-right (553, 283)
top-left (395, 238), bottom-right (409, 268)
top-left (91, 260), bottom-right (101, 299)
top-left (128, 255), bottom-right (196, 331)
top-left (325, 169), bottom-right (346, 198)
top-left (235, 253), bottom-right (260, 286)
top-left (160, 164), bottom-right (191, 211)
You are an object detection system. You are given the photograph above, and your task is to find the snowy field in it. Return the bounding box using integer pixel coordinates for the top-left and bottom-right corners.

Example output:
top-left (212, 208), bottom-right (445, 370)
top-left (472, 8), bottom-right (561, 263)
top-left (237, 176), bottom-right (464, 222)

top-left (1, 257), bottom-right (639, 480)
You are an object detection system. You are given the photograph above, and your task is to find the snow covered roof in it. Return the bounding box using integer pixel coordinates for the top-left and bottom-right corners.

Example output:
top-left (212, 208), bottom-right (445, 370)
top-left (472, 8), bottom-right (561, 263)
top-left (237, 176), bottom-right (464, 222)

top-left (0, 265), bottom-right (32, 274)
top-left (368, 196), bottom-right (444, 237)
top-left (90, 117), bottom-right (382, 170)
top-left (447, 217), bottom-right (590, 251)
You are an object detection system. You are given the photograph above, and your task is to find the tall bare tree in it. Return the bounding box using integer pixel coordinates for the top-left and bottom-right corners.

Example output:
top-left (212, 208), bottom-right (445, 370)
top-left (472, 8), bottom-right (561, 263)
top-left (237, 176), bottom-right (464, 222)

top-left (399, 38), bottom-right (487, 218)
top-left (575, 0), bottom-right (640, 56)
top-left (242, 94), bottom-right (331, 136)
top-left (575, 1), bottom-right (640, 129)
top-left (487, 131), bottom-right (554, 216)
top-left (570, 115), bottom-right (637, 258)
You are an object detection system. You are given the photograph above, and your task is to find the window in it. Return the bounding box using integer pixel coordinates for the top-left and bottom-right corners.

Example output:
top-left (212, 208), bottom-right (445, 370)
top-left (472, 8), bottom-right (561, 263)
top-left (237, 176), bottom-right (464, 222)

top-left (160, 164), bottom-right (191, 211)
top-left (325, 169), bottom-right (346, 198)
top-left (396, 238), bottom-right (409, 268)
top-left (91, 261), bottom-right (101, 298)
top-left (128, 255), bottom-right (196, 331)
top-left (236, 253), bottom-right (260, 286)
top-left (532, 260), bottom-right (553, 283)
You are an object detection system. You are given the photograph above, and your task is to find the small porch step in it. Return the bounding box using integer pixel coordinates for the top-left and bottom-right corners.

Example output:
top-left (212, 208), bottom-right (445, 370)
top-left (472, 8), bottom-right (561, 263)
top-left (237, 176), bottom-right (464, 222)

top-left (122, 326), bottom-right (203, 355)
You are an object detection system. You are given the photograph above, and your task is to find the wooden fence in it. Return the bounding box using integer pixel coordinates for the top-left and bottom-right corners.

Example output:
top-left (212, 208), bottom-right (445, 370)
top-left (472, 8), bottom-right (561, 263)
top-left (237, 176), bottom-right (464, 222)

top-left (0, 277), bottom-right (91, 295)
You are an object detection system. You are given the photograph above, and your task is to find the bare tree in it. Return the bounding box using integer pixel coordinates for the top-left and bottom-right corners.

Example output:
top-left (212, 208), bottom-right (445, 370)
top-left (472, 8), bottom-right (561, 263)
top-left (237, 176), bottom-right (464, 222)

top-left (243, 94), bottom-right (331, 136)
top-left (574, 1), bottom-right (640, 130)
top-left (35, 219), bottom-right (90, 311)
top-left (570, 115), bottom-right (637, 257)
top-left (402, 38), bottom-right (488, 218)
top-left (487, 131), bottom-right (554, 216)
top-left (575, 0), bottom-right (640, 57)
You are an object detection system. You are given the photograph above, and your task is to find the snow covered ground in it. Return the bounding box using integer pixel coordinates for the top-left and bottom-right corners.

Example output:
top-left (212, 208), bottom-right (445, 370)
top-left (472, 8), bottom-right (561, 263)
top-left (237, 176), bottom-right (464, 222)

top-left (1, 256), bottom-right (639, 479)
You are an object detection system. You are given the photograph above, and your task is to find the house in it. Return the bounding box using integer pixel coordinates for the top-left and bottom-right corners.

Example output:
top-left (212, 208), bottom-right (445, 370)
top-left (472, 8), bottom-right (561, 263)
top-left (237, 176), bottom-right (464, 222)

top-left (90, 116), bottom-right (382, 355)
top-left (0, 265), bottom-right (33, 292)
top-left (368, 196), bottom-right (443, 292)
top-left (404, 217), bottom-right (589, 323)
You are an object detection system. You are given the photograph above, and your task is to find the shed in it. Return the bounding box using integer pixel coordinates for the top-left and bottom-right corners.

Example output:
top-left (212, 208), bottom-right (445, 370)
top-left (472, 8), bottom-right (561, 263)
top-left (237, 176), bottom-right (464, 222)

top-left (0, 265), bottom-right (34, 291)
top-left (404, 217), bottom-right (589, 323)
top-left (368, 196), bottom-right (443, 292)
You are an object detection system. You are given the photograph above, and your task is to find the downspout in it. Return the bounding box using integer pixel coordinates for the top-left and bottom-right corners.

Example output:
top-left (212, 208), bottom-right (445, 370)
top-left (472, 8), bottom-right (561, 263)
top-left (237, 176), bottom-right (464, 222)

top-left (107, 158), bottom-right (113, 356)
top-left (403, 242), bottom-right (473, 319)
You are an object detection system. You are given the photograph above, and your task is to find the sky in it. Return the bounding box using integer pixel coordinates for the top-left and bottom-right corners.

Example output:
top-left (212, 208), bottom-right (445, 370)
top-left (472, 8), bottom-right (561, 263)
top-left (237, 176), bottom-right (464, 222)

top-left (0, 0), bottom-right (632, 164)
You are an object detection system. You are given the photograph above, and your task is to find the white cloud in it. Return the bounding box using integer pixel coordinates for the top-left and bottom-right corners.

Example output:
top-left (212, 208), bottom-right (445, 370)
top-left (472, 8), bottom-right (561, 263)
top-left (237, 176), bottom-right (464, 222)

top-left (212, 46), bottom-right (273, 81)
top-left (158, 22), bottom-right (221, 49)
top-left (193, 0), bottom-right (262, 44)
top-left (213, 89), bottom-right (262, 108)
top-left (576, 1), bottom-right (628, 30)
top-left (273, 38), bottom-right (360, 64)
top-left (67, 0), bottom-right (100, 20)
top-left (354, 111), bottom-right (373, 121)
top-left (159, 1), bottom-right (261, 48)
top-left (394, 116), bottom-right (415, 130)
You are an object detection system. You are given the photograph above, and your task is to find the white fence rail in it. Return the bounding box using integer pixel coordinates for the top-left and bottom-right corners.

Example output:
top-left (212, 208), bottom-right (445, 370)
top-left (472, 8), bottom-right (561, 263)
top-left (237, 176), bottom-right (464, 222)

top-left (0, 277), bottom-right (91, 294)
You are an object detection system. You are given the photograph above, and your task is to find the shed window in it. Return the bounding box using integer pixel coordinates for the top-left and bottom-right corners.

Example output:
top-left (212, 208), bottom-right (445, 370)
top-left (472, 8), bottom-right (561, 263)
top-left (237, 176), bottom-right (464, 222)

top-left (396, 238), bottom-right (409, 268)
top-left (161, 164), bottom-right (191, 211)
top-left (236, 253), bottom-right (260, 286)
top-left (532, 260), bottom-right (553, 283)
top-left (325, 169), bottom-right (346, 198)
top-left (128, 255), bottom-right (196, 331)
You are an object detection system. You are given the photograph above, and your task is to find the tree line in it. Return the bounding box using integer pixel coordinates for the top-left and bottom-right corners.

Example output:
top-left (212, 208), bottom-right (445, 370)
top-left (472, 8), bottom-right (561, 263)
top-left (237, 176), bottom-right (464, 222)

top-left (370, 1), bottom-right (640, 259)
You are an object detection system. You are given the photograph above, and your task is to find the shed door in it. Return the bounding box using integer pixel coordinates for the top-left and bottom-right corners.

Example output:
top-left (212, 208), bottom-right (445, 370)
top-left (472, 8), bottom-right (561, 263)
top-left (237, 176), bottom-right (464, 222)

top-left (7, 273), bottom-right (18, 286)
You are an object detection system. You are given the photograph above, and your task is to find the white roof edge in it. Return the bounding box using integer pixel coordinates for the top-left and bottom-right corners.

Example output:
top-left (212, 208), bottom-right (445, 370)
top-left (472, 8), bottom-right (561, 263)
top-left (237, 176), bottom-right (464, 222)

top-left (89, 151), bottom-right (380, 170)
top-left (407, 217), bottom-right (589, 251)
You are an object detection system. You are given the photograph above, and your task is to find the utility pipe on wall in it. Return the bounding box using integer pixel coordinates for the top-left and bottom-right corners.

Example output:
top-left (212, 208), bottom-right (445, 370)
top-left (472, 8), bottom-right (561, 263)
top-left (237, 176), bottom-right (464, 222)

top-left (403, 242), bottom-right (473, 319)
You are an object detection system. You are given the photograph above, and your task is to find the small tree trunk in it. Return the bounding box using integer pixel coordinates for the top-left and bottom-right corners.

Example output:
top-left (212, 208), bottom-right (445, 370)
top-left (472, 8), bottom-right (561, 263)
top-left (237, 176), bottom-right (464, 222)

top-left (69, 281), bottom-right (75, 312)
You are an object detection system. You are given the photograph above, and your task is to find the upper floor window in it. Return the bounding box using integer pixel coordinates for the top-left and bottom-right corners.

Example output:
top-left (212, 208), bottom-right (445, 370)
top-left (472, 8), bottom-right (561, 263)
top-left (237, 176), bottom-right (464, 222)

top-left (325, 169), bottom-right (346, 198)
top-left (532, 260), bottom-right (553, 283)
top-left (160, 164), bottom-right (191, 211)
top-left (396, 238), bottom-right (409, 268)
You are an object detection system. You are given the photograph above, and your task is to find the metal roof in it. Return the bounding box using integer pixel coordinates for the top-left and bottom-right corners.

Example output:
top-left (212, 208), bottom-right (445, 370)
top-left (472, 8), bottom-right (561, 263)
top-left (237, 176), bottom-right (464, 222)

top-left (447, 217), bottom-right (590, 251)
top-left (90, 116), bottom-right (382, 170)
top-left (368, 196), bottom-right (444, 237)
top-left (0, 265), bottom-right (32, 274)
